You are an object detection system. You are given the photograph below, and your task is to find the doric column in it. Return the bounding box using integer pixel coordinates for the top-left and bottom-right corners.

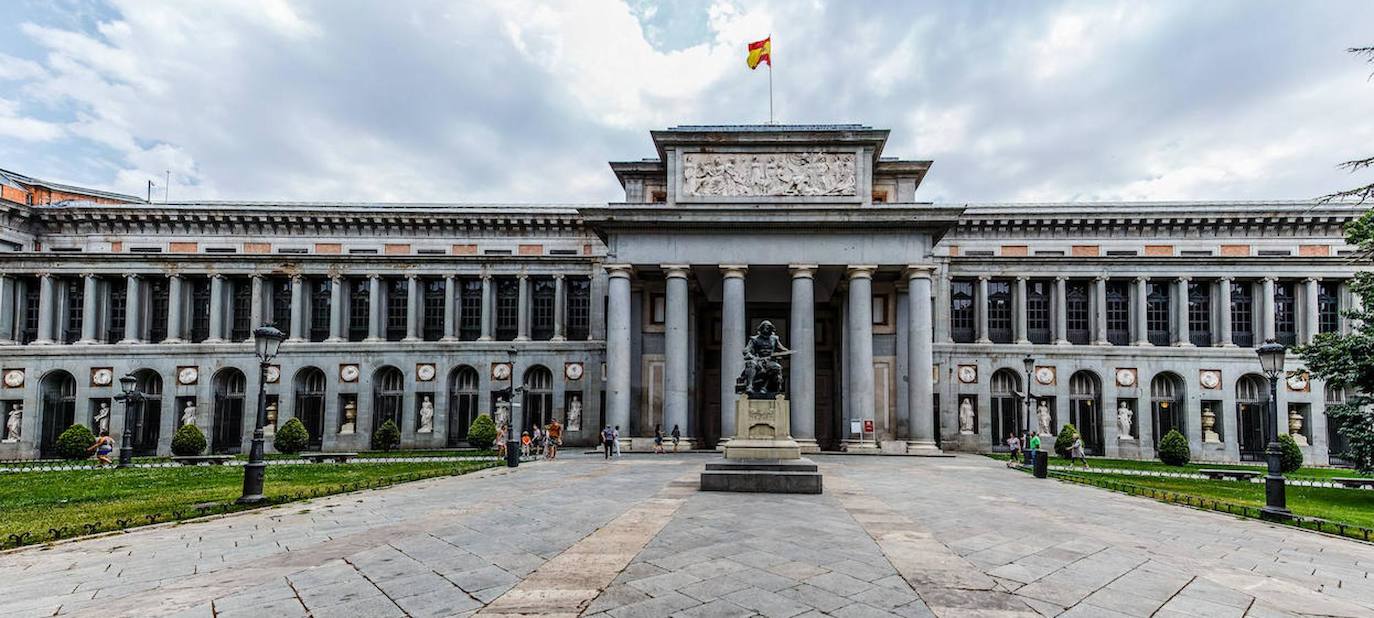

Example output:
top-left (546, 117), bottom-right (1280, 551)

top-left (720, 266), bottom-right (747, 442)
top-left (248, 275), bottom-right (263, 339)
top-left (404, 274), bottom-right (421, 342)
top-left (1093, 275), bottom-right (1109, 345)
top-left (663, 266), bottom-right (691, 445)
top-left (0, 275), bottom-right (15, 344)
top-left (1303, 277), bottom-right (1321, 344)
top-left (937, 274), bottom-right (953, 343)
top-left (515, 274), bottom-right (530, 341)
top-left (1014, 276), bottom-right (1030, 345)
top-left (478, 274), bottom-right (493, 341)
top-left (847, 266), bottom-right (877, 445)
top-left (1261, 277), bottom-right (1276, 342)
top-left (33, 273), bottom-right (55, 345)
top-left (1133, 276), bottom-right (1149, 346)
top-left (1053, 276), bottom-right (1069, 345)
top-left (605, 265), bottom-right (633, 437)
top-left (288, 275), bottom-right (305, 342)
top-left (789, 265), bottom-right (817, 448)
top-left (327, 275), bottom-right (345, 342)
top-left (1217, 277), bottom-right (1234, 346)
top-left (121, 275), bottom-right (141, 344)
top-left (1174, 276), bottom-right (1193, 347)
top-left (165, 274), bottom-right (184, 343)
top-left (906, 266), bottom-right (938, 452)
top-left (206, 274), bottom-right (225, 343)
top-left (366, 275), bottom-right (383, 342)
top-left (552, 274), bottom-right (566, 342)
top-left (78, 273), bottom-right (98, 344)
top-left (442, 275), bottom-right (457, 341)
top-left (975, 275), bottom-right (991, 344)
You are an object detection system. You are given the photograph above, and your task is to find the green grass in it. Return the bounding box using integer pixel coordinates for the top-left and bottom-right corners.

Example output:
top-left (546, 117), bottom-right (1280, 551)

top-left (1072, 472), bottom-right (1374, 531)
top-left (985, 453), bottom-right (1367, 482)
top-left (0, 459), bottom-right (501, 547)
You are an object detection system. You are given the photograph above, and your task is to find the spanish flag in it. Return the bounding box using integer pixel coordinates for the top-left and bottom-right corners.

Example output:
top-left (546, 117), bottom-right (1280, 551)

top-left (747, 37), bottom-right (771, 70)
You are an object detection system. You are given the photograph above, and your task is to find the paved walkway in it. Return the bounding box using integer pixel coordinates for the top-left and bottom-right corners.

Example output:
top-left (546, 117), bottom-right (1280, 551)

top-left (1, 454), bottom-right (1371, 617)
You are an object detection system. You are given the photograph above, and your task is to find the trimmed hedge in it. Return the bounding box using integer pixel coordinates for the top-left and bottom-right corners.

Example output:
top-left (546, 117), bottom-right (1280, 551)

top-left (467, 414), bottom-right (497, 450)
top-left (1055, 423), bottom-right (1079, 458)
top-left (1158, 429), bottom-right (1190, 466)
top-left (1278, 433), bottom-right (1304, 474)
top-left (274, 418), bottom-right (310, 455)
top-left (171, 423), bottom-right (207, 456)
top-left (372, 419), bottom-right (401, 451)
top-left (55, 424), bottom-right (96, 460)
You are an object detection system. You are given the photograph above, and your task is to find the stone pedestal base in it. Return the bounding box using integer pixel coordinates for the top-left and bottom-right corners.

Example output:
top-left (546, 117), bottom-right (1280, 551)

top-left (1203, 431), bottom-right (1221, 444)
top-left (906, 440), bottom-right (948, 456)
top-left (700, 458), bottom-right (822, 494)
top-left (723, 396), bottom-right (801, 460)
top-left (795, 438), bottom-right (820, 454)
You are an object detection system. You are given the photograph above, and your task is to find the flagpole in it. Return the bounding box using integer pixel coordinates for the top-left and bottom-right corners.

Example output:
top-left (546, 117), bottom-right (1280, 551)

top-left (768, 63), bottom-right (774, 124)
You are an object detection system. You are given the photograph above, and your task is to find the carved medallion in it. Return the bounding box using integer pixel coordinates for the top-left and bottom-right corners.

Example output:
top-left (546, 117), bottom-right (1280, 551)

top-left (1199, 369), bottom-right (1221, 390)
top-left (265, 365), bottom-right (281, 384)
top-left (416, 363), bottom-right (436, 382)
top-left (339, 364), bottom-right (360, 383)
top-left (3, 369), bottom-right (24, 388)
top-left (1115, 368), bottom-right (1137, 388)
top-left (564, 362), bottom-right (584, 381)
top-left (491, 362), bottom-right (512, 381)
top-left (1286, 371), bottom-right (1310, 392)
top-left (1034, 366), bottom-right (1056, 386)
top-left (91, 367), bottom-right (114, 387)
top-left (957, 365), bottom-right (978, 384)
top-left (177, 366), bottom-right (199, 385)
top-left (681, 152), bottom-right (857, 197)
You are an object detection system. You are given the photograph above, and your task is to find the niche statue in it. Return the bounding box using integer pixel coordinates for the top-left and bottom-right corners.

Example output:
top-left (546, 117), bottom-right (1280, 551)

top-left (735, 320), bottom-right (791, 399)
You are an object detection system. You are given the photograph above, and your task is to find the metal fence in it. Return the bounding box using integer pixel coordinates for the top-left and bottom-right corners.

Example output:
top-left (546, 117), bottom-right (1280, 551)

top-left (0, 454), bottom-right (502, 474)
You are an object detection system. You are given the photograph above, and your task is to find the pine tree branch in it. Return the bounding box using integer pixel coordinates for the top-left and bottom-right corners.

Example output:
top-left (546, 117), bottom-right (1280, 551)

top-left (1338, 155), bottom-right (1374, 172)
top-left (1318, 182), bottom-right (1374, 204)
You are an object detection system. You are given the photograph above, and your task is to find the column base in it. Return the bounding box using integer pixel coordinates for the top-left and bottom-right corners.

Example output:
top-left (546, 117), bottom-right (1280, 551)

top-left (1015, 339), bottom-right (1031, 345)
top-left (1219, 342), bottom-right (1237, 348)
top-left (162, 338), bottom-right (184, 344)
top-left (514, 336), bottom-right (530, 342)
top-left (1053, 339), bottom-right (1071, 346)
top-left (1174, 342), bottom-right (1195, 348)
top-left (906, 440), bottom-right (946, 456)
top-left (364, 336), bottom-right (383, 342)
top-left (76, 338), bottom-right (97, 345)
top-left (1092, 340), bottom-right (1111, 346)
top-left (326, 336), bottom-right (345, 343)
top-left (551, 336), bottom-right (566, 342)
top-left (795, 438), bottom-right (820, 454)
top-left (204, 337), bottom-right (224, 344)
top-left (440, 336), bottom-right (458, 342)
top-left (1133, 341), bottom-right (1152, 347)
top-left (287, 337), bottom-right (306, 343)
top-left (716, 437), bottom-right (732, 452)
top-left (402, 336), bottom-right (421, 342)
top-left (478, 336), bottom-right (493, 342)
top-left (975, 338), bottom-right (992, 344)
top-left (31, 339), bottom-right (54, 345)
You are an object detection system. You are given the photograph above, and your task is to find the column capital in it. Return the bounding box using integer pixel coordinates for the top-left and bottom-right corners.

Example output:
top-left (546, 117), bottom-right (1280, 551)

top-left (479, 272), bottom-right (491, 281)
top-left (1015, 275), bottom-right (1029, 282)
top-left (369, 273), bottom-right (382, 281)
top-left (1262, 275), bottom-right (1277, 283)
top-left (1218, 275), bottom-right (1235, 283)
top-left (209, 273), bottom-right (225, 281)
top-left (406, 273), bottom-right (419, 281)
top-left (719, 265), bottom-right (748, 279)
top-left (789, 264), bottom-right (818, 279)
top-left (846, 265), bottom-right (877, 280)
top-left (125, 273), bottom-right (139, 281)
top-left (1095, 274), bottom-right (1109, 282)
top-left (552, 273), bottom-right (565, 281)
top-left (605, 264), bottom-right (634, 279)
top-left (290, 273), bottom-right (303, 283)
top-left (977, 274), bottom-right (991, 282)
top-left (660, 265), bottom-right (691, 279)
top-left (1176, 275), bottom-right (1191, 283)
top-left (251, 273), bottom-right (263, 281)
top-left (1135, 275), bottom-right (1149, 284)
top-left (1055, 275), bottom-right (1069, 282)
top-left (1304, 276), bottom-right (1322, 283)
top-left (167, 273), bottom-right (182, 281)
top-left (903, 264), bottom-right (935, 280)
top-left (329, 273), bottom-right (343, 282)
top-left (81, 272), bottom-right (96, 279)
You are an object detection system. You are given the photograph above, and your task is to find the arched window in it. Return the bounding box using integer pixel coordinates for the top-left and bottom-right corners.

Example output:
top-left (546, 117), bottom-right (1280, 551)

top-left (448, 366), bottom-right (480, 447)
top-left (131, 369), bottom-right (163, 456)
top-left (212, 368), bottom-right (247, 454)
top-left (990, 369), bottom-right (1022, 445)
top-left (1068, 371), bottom-right (1102, 455)
top-left (1150, 372), bottom-right (1185, 449)
top-left (1235, 374), bottom-right (1267, 461)
top-left (523, 365), bottom-right (554, 433)
top-left (373, 366), bottom-right (405, 434)
top-left (294, 367), bottom-right (327, 449)
top-left (39, 370), bottom-right (77, 457)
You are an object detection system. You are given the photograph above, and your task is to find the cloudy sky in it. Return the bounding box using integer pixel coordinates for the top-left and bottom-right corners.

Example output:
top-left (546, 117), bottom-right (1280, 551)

top-left (1, 0), bottom-right (1371, 204)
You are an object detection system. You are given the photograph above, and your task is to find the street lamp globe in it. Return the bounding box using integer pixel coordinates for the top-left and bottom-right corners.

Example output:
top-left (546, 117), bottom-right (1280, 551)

top-left (119, 373), bottom-right (138, 396)
top-left (253, 324), bottom-right (286, 362)
top-left (1022, 355), bottom-right (1034, 375)
top-left (1257, 340), bottom-right (1286, 378)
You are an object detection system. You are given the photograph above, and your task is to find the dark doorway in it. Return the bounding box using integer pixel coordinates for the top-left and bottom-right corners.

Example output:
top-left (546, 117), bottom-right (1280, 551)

top-left (39, 371), bottom-right (77, 458)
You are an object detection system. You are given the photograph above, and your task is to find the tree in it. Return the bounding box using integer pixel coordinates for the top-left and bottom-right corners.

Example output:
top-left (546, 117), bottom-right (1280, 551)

top-left (1277, 433), bottom-right (1304, 474)
top-left (1297, 46), bottom-right (1374, 475)
top-left (467, 414), bottom-right (498, 450)
top-left (1054, 423), bottom-right (1078, 458)
top-left (273, 418), bottom-right (310, 455)
top-left (55, 424), bottom-right (96, 460)
top-left (1158, 430), bottom-right (1190, 466)
top-left (372, 419), bottom-right (401, 451)
top-left (171, 424), bottom-right (207, 456)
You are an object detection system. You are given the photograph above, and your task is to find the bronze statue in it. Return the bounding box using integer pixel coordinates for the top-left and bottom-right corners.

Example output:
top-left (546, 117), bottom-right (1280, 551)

top-left (736, 320), bottom-right (790, 399)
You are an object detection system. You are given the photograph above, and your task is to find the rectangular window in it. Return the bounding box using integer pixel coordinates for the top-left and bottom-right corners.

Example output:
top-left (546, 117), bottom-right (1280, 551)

top-left (649, 293), bottom-right (666, 325)
top-left (1105, 281), bottom-right (1130, 346)
top-left (987, 280), bottom-right (1013, 344)
top-left (63, 279), bottom-right (84, 344)
top-left (1146, 282), bottom-right (1170, 346)
top-left (349, 278), bottom-right (370, 342)
top-left (310, 278), bottom-right (331, 342)
top-left (386, 279), bottom-right (408, 341)
top-left (1026, 280), bottom-right (1051, 344)
top-left (1274, 281), bottom-right (1296, 346)
top-left (531, 277), bottom-right (556, 340)
top-left (950, 279), bottom-right (975, 343)
top-left (459, 278), bottom-right (483, 341)
top-left (147, 279), bottom-right (169, 342)
top-left (567, 276), bottom-right (591, 340)
top-left (230, 279), bottom-right (252, 341)
top-left (1187, 281), bottom-right (1212, 347)
top-left (1231, 282), bottom-right (1254, 347)
top-left (271, 278), bottom-right (292, 334)
top-left (107, 281), bottom-right (126, 343)
top-left (1065, 281), bottom-right (1089, 345)
top-left (422, 278), bottom-right (445, 341)
top-left (495, 277), bottom-right (519, 340)
top-left (189, 278), bottom-right (211, 342)
top-left (871, 295), bottom-right (889, 326)
top-left (1318, 281), bottom-right (1340, 334)
top-left (20, 280), bottom-right (39, 344)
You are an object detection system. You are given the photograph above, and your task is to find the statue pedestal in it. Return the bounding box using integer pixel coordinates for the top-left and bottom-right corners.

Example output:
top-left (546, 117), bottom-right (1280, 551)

top-left (1203, 430), bottom-right (1221, 444)
top-left (703, 395), bottom-right (821, 494)
top-left (723, 396), bottom-right (800, 460)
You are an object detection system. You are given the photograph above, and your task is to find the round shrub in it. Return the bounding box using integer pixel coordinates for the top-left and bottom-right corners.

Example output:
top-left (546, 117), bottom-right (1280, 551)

top-left (467, 413), bottom-right (497, 450)
top-left (372, 419), bottom-right (401, 451)
top-left (1157, 429), bottom-right (1190, 466)
top-left (1278, 433), bottom-right (1304, 474)
top-left (1055, 423), bottom-right (1079, 458)
top-left (171, 423), bottom-right (207, 456)
top-left (274, 418), bottom-right (310, 455)
top-left (55, 424), bottom-right (96, 460)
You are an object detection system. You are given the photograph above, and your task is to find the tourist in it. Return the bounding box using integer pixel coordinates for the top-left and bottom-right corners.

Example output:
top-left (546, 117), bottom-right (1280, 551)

top-left (1069, 433), bottom-right (1089, 468)
top-left (1028, 432), bottom-right (1042, 468)
top-left (88, 430), bottom-right (115, 467)
top-left (496, 423), bottom-right (508, 458)
top-left (653, 424), bottom-right (664, 454)
top-left (601, 425), bottom-right (615, 459)
top-left (612, 425), bottom-right (621, 457)
top-left (671, 424), bottom-right (681, 452)
top-left (1006, 433), bottom-right (1021, 467)
top-left (532, 425), bottom-right (542, 450)
top-left (546, 418), bottom-right (562, 460)
top-left (520, 431), bottom-right (531, 457)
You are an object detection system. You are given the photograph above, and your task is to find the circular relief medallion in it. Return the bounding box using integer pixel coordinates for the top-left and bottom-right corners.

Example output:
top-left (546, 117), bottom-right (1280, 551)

top-left (3, 369), bottom-right (24, 388)
top-left (1115, 368), bottom-right (1137, 388)
top-left (1286, 372), bottom-right (1309, 392)
top-left (91, 368), bottom-right (114, 386)
top-left (491, 363), bottom-right (512, 381)
top-left (957, 365), bottom-right (977, 384)
top-left (1034, 366), bottom-right (1056, 386)
top-left (565, 363), bottom-right (584, 381)
top-left (339, 364), bottom-right (360, 383)
top-left (265, 365), bottom-right (281, 384)
top-left (1200, 370), bottom-right (1221, 390)
top-left (416, 364), bottom-right (436, 382)
top-left (177, 366), bottom-right (199, 385)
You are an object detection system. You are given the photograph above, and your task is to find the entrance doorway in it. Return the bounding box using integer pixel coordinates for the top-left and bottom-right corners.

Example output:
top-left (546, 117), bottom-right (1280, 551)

top-left (1236, 374), bottom-right (1266, 461)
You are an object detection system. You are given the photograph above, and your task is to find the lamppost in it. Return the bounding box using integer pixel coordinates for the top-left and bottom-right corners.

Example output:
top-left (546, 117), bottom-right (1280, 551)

top-left (505, 346), bottom-right (523, 468)
top-left (1022, 355), bottom-right (1035, 465)
top-left (1257, 339), bottom-right (1291, 520)
top-left (238, 324), bottom-right (285, 505)
top-left (115, 374), bottom-right (143, 468)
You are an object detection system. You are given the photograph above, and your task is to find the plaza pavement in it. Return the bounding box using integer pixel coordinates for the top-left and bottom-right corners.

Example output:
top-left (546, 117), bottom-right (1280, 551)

top-left (1, 453), bottom-right (1372, 617)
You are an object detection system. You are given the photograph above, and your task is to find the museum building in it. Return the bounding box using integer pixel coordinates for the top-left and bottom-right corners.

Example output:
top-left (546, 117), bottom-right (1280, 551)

top-left (0, 124), bottom-right (1367, 465)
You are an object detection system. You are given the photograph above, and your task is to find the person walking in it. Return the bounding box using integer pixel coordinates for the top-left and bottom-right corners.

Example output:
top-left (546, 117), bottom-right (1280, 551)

top-left (601, 425), bottom-right (615, 460)
top-left (496, 423), bottom-right (508, 458)
top-left (1027, 432), bottom-right (1042, 468)
top-left (1006, 433), bottom-right (1021, 468)
top-left (546, 418), bottom-right (562, 460)
top-left (612, 425), bottom-right (621, 457)
top-left (653, 424), bottom-right (664, 454)
top-left (671, 424), bottom-right (681, 453)
top-left (532, 426), bottom-right (543, 453)
top-left (1069, 432), bottom-right (1090, 468)
top-left (88, 430), bottom-right (115, 467)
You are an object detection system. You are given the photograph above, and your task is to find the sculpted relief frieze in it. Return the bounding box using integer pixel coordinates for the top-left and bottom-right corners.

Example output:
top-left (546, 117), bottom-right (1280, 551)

top-left (681, 152), bottom-right (857, 197)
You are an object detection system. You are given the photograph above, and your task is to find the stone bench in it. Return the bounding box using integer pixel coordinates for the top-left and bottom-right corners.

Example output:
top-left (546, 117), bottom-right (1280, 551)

top-left (1332, 477), bottom-right (1374, 489)
top-left (171, 455), bottom-right (235, 466)
top-left (300, 452), bottom-right (357, 464)
top-left (1198, 469), bottom-right (1261, 481)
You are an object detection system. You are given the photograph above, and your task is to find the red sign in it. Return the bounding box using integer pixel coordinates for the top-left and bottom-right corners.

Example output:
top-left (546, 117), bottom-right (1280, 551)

top-left (863, 419), bottom-right (874, 433)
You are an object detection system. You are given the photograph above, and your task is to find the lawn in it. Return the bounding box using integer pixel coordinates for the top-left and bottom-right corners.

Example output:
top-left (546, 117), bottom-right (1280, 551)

top-left (985, 453), bottom-right (1367, 482)
top-left (0, 459), bottom-right (501, 547)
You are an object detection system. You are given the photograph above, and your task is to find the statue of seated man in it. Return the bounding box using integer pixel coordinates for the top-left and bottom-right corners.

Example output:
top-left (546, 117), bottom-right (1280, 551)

top-left (736, 320), bottom-right (789, 399)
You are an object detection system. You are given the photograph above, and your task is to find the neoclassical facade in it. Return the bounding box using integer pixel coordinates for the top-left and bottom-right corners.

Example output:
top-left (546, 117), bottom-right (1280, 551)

top-left (0, 125), bottom-right (1367, 464)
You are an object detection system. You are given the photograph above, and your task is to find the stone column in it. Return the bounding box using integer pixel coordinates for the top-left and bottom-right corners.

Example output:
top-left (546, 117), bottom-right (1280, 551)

top-left (33, 273), bottom-right (55, 345)
top-left (442, 275), bottom-right (457, 341)
top-left (165, 274), bottom-right (184, 343)
top-left (366, 275), bottom-right (383, 342)
top-left (1053, 276), bottom-right (1069, 345)
top-left (1133, 276), bottom-right (1149, 346)
top-left (975, 275), bottom-right (991, 344)
top-left (1304, 277), bottom-right (1321, 344)
top-left (720, 266), bottom-right (747, 443)
top-left (1014, 276), bottom-right (1030, 345)
top-left (789, 265), bottom-right (817, 450)
top-left (906, 266), bottom-right (939, 453)
top-left (206, 274), bottom-right (225, 343)
top-left (1339, 280), bottom-right (1354, 335)
top-left (606, 265), bottom-right (633, 439)
top-left (1261, 277), bottom-right (1276, 342)
top-left (663, 266), bottom-right (691, 446)
top-left (120, 275), bottom-right (141, 344)
top-left (937, 274), bottom-right (953, 343)
top-left (0, 275), bottom-right (13, 344)
top-left (248, 275), bottom-right (263, 339)
top-left (328, 275), bottom-right (345, 342)
top-left (288, 275), bottom-right (305, 342)
top-left (478, 275), bottom-right (493, 341)
top-left (515, 274), bottom-right (530, 341)
top-left (552, 274), bottom-right (566, 341)
top-left (1093, 276), bottom-right (1109, 345)
top-left (404, 274), bottom-right (421, 342)
top-left (1174, 276), bottom-right (1192, 347)
top-left (78, 274), bottom-right (98, 344)
top-left (847, 266), bottom-right (877, 450)
top-left (1217, 277), bottom-right (1234, 346)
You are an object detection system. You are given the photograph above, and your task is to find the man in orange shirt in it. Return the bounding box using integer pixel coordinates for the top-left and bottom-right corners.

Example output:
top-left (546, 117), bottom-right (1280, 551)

top-left (546, 418), bottom-right (562, 460)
